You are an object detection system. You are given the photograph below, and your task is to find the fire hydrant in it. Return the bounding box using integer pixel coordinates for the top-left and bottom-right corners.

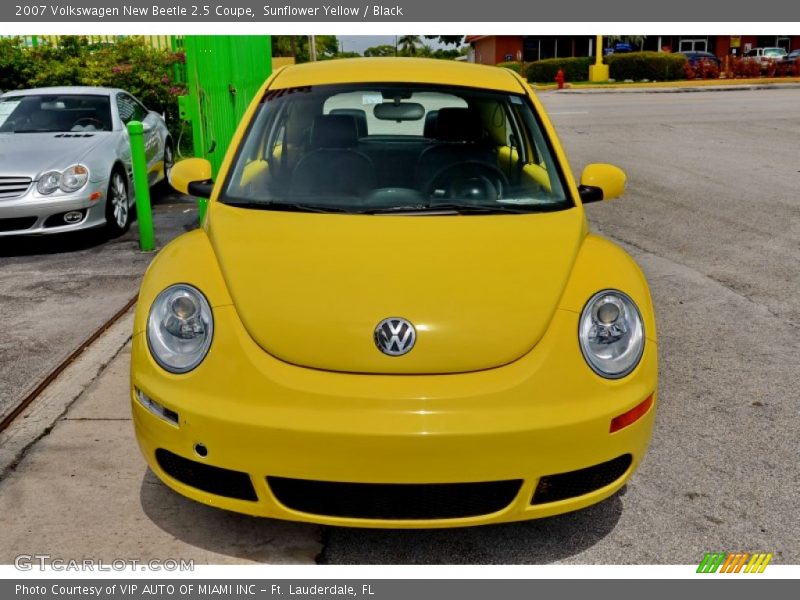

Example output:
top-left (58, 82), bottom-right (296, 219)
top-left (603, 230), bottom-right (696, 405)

top-left (555, 68), bottom-right (565, 89)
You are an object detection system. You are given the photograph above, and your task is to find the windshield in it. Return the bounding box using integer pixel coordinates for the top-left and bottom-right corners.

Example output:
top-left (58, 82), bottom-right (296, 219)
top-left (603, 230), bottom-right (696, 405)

top-left (222, 83), bottom-right (571, 215)
top-left (0, 94), bottom-right (112, 133)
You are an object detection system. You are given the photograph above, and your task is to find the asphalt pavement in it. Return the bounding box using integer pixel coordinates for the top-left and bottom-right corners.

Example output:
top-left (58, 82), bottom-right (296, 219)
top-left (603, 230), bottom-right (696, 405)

top-left (0, 89), bottom-right (798, 565)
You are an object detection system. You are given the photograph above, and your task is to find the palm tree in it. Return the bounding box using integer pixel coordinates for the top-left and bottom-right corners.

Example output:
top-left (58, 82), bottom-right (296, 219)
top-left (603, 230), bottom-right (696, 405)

top-left (398, 35), bottom-right (421, 56)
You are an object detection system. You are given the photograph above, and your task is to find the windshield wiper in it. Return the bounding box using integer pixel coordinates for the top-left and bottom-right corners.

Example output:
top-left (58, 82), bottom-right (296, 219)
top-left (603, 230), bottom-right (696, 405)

top-left (224, 200), bottom-right (352, 214)
top-left (367, 203), bottom-right (534, 215)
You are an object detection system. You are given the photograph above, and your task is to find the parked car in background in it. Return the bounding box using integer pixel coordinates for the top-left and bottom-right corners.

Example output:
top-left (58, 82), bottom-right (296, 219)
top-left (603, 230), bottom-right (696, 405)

top-left (679, 50), bottom-right (722, 69)
top-left (0, 86), bottom-right (173, 237)
top-left (744, 47), bottom-right (788, 71)
top-left (603, 42), bottom-right (636, 56)
top-left (785, 49), bottom-right (800, 63)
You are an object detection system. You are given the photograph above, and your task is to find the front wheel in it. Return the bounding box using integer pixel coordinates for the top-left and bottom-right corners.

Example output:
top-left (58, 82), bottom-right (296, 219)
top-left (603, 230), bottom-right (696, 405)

top-left (155, 140), bottom-right (174, 195)
top-left (105, 170), bottom-right (131, 236)
top-left (162, 141), bottom-right (174, 184)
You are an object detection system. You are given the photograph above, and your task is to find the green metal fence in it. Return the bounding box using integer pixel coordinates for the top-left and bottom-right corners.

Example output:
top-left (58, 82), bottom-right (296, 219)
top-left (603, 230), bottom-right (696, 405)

top-left (183, 35), bottom-right (272, 175)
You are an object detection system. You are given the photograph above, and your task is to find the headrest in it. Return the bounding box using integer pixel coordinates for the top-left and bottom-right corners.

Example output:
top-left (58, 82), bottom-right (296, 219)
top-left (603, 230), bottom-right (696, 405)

top-left (434, 107), bottom-right (482, 142)
top-left (423, 110), bottom-right (439, 138)
top-left (329, 108), bottom-right (368, 138)
top-left (310, 114), bottom-right (359, 148)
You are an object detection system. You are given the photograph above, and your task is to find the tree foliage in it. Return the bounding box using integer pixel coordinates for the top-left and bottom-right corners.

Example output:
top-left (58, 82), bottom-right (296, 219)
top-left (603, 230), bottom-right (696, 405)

top-left (0, 36), bottom-right (186, 140)
top-left (271, 35), bottom-right (341, 62)
top-left (424, 36), bottom-right (464, 46)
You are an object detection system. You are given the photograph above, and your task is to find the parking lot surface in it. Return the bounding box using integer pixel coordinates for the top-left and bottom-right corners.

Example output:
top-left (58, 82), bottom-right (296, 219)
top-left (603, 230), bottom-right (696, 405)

top-left (0, 89), bottom-right (798, 565)
top-left (0, 193), bottom-right (196, 422)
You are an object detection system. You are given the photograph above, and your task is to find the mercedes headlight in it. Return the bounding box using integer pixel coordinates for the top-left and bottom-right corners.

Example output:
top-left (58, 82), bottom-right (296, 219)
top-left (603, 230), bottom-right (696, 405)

top-left (578, 290), bottom-right (644, 379)
top-left (147, 284), bottom-right (213, 374)
top-left (36, 165), bottom-right (89, 194)
top-left (37, 171), bottom-right (61, 195)
top-left (59, 164), bottom-right (89, 192)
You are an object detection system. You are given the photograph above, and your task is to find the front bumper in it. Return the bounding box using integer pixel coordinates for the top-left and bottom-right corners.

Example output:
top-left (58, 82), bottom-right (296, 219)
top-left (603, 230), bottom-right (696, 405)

top-left (131, 305), bottom-right (658, 528)
top-left (0, 179), bottom-right (108, 236)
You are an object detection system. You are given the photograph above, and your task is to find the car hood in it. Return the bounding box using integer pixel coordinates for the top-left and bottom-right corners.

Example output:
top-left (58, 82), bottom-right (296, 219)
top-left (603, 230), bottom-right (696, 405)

top-left (0, 132), bottom-right (107, 178)
top-left (208, 203), bottom-right (585, 374)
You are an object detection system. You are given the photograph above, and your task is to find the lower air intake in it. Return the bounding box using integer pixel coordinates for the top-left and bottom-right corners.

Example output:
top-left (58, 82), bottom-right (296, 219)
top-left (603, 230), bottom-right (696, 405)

top-left (155, 449), bottom-right (257, 501)
top-left (532, 454), bottom-right (633, 505)
top-left (267, 477), bottom-right (522, 520)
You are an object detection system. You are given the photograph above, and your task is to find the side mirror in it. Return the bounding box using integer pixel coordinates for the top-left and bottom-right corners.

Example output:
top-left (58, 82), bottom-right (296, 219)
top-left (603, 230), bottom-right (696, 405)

top-left (579, 164), bottom-right (627, 204)
top-left (169, 158), bottom-right (214, 198)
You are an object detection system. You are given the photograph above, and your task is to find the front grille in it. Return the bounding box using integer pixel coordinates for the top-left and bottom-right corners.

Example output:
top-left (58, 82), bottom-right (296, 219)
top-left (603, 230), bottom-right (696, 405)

top-left (267, 477), bottom-right (522, 520)
top-left (0, 216), bottom-right (36, 232)
top-left (0, 176), bottom-right (32, 199)
top-left (531, 454), bottom-right (633, 505)
top-left (155, 449), bottom-right (257, 502)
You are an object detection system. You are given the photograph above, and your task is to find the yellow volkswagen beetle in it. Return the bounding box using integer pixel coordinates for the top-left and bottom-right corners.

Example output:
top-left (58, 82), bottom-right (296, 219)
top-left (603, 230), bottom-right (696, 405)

top-left (131, 58), bottom-right (657, 528)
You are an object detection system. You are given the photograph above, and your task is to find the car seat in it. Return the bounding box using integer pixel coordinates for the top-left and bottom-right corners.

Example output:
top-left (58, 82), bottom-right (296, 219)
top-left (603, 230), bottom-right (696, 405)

top-left (290, 114), bottom-right (376, 197)
top-left (415, 107), bottom-right (495, 192)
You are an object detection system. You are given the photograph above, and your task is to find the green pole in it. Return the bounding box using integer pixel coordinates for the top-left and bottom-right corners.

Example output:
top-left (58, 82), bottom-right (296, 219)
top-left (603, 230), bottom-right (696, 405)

top-left (127, 121), bottom-right (155, 251)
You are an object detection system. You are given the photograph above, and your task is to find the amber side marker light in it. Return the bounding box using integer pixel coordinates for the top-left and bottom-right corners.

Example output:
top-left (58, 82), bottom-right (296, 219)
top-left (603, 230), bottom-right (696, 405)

top-left (610, 394), bottom-right (654, 433)
top-left (89, 191), bottom-right (102, 201)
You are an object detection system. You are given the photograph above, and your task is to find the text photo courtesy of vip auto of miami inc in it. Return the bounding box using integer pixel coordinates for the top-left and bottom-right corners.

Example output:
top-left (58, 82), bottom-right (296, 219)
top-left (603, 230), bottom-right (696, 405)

top-left (0, 0), bottom-right (799, 587)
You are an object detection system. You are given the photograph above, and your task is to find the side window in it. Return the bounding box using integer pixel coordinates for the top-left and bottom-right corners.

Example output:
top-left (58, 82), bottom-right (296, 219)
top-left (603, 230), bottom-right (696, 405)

top-left (116, 94), bottom-right (147, 124)
top-left (132, 98), bottom-right (149, 122)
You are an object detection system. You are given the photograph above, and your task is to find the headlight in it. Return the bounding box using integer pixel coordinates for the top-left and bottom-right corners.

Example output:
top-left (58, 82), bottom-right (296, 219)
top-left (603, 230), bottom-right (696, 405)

top-left (36, 165), bottom-right (89, 194)
top-left (578, 290), bottom-right (644, 379)
top-left (147, 284), bottom-right (213, 374)
top-left (37, 171), bottom-right (61, 195)
top-left (59, 164), bottom-right (89, 192)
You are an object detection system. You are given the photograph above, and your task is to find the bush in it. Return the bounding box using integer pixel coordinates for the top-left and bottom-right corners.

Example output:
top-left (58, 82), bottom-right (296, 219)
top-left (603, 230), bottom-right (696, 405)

top-left (729, 57), bottom-right (761, 79)
top-left (525, 57), bottom-right (591, 83)
top-left (605, 51), bottom-right (687, 81)
top-left (496, 61), bottom-right (522, 74)
top-left (0, 36), bottom-right (187, 146)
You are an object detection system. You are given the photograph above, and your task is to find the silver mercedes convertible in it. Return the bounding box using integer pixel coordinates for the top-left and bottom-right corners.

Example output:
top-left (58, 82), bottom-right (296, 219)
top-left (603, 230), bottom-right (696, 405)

top-left (0, 86), bottom-right (172, 237)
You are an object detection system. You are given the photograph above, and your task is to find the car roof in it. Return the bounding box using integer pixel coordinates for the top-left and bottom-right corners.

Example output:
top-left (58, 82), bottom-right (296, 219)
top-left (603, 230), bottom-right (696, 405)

top-left (0, 86), bottom-right (123, 97)
top-left (269, 58), bottom-right (526, 94)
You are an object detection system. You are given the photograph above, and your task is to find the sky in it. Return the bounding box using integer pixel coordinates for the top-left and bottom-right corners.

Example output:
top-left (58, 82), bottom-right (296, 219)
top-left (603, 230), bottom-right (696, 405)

top-left (337, 35), bottom-right (458, 54)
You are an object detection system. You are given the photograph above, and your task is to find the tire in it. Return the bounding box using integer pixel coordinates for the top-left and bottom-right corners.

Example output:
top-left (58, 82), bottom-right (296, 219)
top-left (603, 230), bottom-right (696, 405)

top-left (156, 140), bottom-right (174, 194)
top-left (105, 169), bottom-right (131, 237)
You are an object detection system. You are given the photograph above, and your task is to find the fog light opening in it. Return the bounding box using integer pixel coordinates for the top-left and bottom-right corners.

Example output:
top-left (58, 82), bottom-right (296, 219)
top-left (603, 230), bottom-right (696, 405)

top-left (194, 443), bottom-right (208, 458)
top-left (135, 388), bottom-right (179, 426)
top-left (610, 394), bottom-right (654, 433)
top-left (63, 211), bottom-right (83, 224)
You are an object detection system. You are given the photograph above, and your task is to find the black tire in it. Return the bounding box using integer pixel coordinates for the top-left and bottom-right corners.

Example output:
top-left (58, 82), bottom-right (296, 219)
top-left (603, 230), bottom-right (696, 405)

top-left (105, 168), bottom-right (131, 237)
top-left (157, 140), bottom-right (174, 194)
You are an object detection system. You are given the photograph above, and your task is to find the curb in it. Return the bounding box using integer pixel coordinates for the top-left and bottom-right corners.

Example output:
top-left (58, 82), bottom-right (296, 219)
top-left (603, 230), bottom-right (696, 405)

top-left (0, 309), bottom-right (134, 479)
top-left (554, 83), bottom-right (800, 94)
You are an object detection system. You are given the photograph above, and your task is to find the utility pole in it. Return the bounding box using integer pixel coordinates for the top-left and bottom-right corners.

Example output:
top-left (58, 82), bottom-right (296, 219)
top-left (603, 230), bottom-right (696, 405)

top-left (589, 34), bottom-right (609, 82)
top-left (309, 35), bottom-right (317, 61)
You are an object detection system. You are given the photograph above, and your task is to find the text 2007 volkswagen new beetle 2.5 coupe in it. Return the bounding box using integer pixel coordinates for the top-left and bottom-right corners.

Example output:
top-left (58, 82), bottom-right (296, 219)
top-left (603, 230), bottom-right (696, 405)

top-left (131, 58), bottom-right (658, 528)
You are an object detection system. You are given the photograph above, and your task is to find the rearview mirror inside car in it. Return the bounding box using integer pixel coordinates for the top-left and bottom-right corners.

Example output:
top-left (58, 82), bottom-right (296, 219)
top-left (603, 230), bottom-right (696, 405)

top-left (374, 102), bottom-right (425, 121)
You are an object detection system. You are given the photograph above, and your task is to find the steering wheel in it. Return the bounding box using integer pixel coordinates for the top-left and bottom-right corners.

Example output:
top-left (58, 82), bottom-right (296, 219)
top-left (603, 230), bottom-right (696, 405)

top-left (425, 161), bottom-right (510, 203)
top-left (71, 117), bottom-right (104, 130)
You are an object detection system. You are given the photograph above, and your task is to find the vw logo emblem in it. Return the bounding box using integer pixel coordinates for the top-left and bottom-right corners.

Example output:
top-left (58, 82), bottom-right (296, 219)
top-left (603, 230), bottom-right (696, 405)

top-left (374, 317), bottom-right (416, 356)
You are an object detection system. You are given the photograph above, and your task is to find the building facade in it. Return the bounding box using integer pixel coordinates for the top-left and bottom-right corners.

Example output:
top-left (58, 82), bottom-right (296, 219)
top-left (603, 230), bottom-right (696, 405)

top-left (466, 35), bottom-right (800, 64)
